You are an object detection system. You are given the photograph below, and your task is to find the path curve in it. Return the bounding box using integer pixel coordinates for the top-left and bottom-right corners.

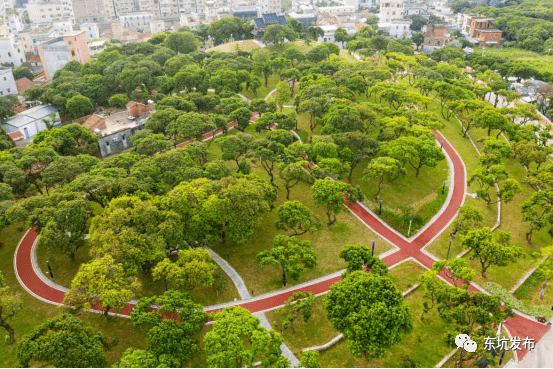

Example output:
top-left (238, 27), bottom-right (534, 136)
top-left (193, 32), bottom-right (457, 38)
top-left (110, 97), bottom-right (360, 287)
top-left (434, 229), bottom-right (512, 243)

top-left (13, 126), bottom-right (549, 361)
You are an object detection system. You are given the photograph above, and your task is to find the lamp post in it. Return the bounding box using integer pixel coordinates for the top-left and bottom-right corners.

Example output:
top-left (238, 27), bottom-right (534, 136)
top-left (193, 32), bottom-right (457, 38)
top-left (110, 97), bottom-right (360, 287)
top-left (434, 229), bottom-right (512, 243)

top-left (407, 216), bottom-right (413, 237)
top-left (379, 199), bottom-right (383, 215)
top-left (371, 240), bottom-right (375, 256)
top-left (442, 180), bottom-right (447, 195)
top-left (46, 260), bottom-right (54, 279)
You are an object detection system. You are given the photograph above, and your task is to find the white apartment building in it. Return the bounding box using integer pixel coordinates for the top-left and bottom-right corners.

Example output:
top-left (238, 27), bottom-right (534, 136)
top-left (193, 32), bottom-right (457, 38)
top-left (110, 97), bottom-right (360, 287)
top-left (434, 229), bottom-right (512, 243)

top-left (0, 0), bottom-right (16, 20)
top-left (378, 0), bottom-right (412, 39)
top-left (26, 0), bottom-right (74, 24)
top-left (150, 19), bottom-right (165, 34)
top-left (52, 20), bottom-right (73, 35)
top-left (0, 27), bottom-right (26, 67)
top-left (114, 0), bottom-right (140, 14)
top-left (6, 14), bottom-right (23, 33)
top-left (0, 66), bottom-right (17, 97)
top-left (258, 0), bottom-right (281, 15)
top-left (81, 23), bottom-right (99, 40)
top-left (119, 12), bottom-right (153, 28)
top-left (71, 0), bottom-right (115, 22)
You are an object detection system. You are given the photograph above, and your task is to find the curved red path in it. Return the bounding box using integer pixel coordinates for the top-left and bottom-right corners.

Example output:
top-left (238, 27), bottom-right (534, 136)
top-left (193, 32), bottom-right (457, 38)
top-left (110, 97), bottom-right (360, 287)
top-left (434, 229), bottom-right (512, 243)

top-left (13, 129), bottom-right (549, 361)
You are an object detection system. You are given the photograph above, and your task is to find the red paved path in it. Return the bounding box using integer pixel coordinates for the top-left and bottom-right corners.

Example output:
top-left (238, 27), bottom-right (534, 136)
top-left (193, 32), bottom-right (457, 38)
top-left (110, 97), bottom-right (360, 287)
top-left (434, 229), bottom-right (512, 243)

top-left (13, 128), bottom-right (549, 361)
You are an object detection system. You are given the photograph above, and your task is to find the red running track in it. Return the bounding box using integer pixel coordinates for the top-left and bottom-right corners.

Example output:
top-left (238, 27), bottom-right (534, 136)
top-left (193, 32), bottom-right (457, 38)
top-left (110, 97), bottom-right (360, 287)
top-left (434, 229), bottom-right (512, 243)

top-left (13, 129), bottom-right (549, 361)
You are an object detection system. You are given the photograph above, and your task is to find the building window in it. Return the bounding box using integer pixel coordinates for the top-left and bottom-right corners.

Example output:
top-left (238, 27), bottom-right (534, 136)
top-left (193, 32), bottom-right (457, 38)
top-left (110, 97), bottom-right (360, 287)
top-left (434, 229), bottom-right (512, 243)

top-left (72, 50), bottom-right (75, 56)
top-left (7, 88), bottom-right (10, 93)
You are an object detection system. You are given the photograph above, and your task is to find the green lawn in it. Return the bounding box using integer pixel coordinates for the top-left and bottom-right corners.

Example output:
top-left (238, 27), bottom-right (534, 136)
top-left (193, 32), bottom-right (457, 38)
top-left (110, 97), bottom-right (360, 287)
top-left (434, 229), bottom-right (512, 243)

top-left (206, 40), bottom-right (261, 53)
top-left (241, 74), bottom-right (281, 102)
top-left (476, 47), bottom-right (553, 81)
top-left (388, 260), bottom-right (426, 292)
top-left (514, 263), bottom-right (553, 306)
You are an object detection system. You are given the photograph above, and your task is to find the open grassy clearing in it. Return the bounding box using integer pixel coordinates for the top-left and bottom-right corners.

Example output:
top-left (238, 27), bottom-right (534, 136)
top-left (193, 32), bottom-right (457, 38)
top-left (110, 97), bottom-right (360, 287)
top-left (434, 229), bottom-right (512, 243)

top-left (475, 47), bottom-right (553, 80)
top-left (206, 40), bottom-right (261, 53)
top-left (0, 223), bottom-right (151, 367)
top-left (388, 260), bottom-right (426, 292)
top-left (514, 266), bottom-right (553, 306)
top-left (241, 74), bottom-right (281, 102)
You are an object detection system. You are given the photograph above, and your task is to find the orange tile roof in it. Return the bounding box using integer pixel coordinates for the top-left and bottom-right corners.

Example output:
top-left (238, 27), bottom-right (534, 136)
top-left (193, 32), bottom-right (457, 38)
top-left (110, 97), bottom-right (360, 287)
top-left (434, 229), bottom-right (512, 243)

top-left (15, 78), bottom-right (34, 94)
top-left (8, 131), bottom-right (25, 141)
top-left (82, 114), bottom-right (107, 132)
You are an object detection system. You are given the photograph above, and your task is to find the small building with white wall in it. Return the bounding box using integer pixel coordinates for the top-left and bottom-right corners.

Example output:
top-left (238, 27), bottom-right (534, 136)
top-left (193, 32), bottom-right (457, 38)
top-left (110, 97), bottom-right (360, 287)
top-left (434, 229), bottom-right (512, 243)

top-left (0, 27), bottom-right (26, 67)
top-left (88, 40), bottom-right (106, 55)
top-left (149, 19), bottom-right (165, 34)
top-left (0, 66), bottom-right (17, 96)
top-left (1, 105), bottom-right (60, 140)
top-left (5, 14), bottom-right (23, 33)
top-left (119, 12), bottom-right (153, 29)
top-left (81, 23), bottom-right (100, 41)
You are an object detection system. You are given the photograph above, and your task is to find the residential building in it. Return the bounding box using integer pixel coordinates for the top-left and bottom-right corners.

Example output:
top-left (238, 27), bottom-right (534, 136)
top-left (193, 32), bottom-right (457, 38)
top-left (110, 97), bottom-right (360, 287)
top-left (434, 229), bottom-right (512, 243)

top-left (1, 105), bottom-right (60, 140)
top-left (150, 18), bottom-right (165, 34)
top-left (14, 77), bottom-right (34, 94)
top-left (0, 26), bottom-right (26, 67)
top-left (457, 13), bottom-right (484, 35)
top-left (468, 17), bottom-right (502, 46)
top-left (37, 31), bottom-right (90, 80)
top-left (71, 0), bottom-right (115, 22)
top-left (422, 23), bottom-right (448, 52)
top-left (318, 6), bottom-right (356, 14)
top-left (83, 101), bottom-right (151, 157)
top-left (88, 39), bottom-right (106, 55)
top-left (52, 20), bottom-right (73, 35)
top-left (252, 13), bottom-right (287, 36)
top-left (258, 0), bottom-right (281, 16)
top-left (26, 0), bottom-right (74, 25)
top-left (0, 66), bottom-right (17, 96)
top-left (287, 12), bottom-right (316, 28)
top-left (0, 0), bottom-right (16, 20)
top-left (378, 0), bottom-right (412, 39)
top-left (6, 14), bottom-right (24, 33)
top-left (81, 22), bottom-right (99, 40)
top-left (119, 12), bottom-right (153, 28)
top-left (114, 0), bottom-right (140, 15)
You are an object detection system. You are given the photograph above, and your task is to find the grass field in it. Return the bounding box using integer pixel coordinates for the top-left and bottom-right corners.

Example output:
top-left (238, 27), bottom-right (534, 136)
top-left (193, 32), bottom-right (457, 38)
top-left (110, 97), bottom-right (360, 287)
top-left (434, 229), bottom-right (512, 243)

top-left (514, 263), bottom-right (553, 306)
top-left (476, 47), bottom-right (553, 80)
top-left (206, 40), bottom-right (261, 53)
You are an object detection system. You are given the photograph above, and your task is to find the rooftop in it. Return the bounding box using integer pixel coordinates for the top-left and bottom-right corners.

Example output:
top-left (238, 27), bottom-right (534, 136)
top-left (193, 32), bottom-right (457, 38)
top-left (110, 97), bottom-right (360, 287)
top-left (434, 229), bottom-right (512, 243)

top-left (15, 78), bottom-right (34, 94)
top-left (2, 105), bottom-right (58, 128)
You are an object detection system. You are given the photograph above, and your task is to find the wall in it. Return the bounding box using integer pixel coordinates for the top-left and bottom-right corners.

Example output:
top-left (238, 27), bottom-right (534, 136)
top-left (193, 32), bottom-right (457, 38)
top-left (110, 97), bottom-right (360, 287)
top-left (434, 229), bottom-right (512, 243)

top-left (0, 35), bottom-right (26, 67)
top-left (38, 42), bottom-right (69, 80)
top-left (98, 127), bottom-right (140, 157)
top-left (0, 68), bottom-right (17, 96)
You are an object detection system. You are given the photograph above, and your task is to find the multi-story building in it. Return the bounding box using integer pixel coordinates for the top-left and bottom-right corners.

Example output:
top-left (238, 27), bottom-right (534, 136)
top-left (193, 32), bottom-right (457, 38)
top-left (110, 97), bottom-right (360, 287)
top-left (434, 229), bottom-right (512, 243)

top-left (37, 31), bottom-right (90, 80)
top-left (0, 66), bottom-right (17, 96)
top-left (6, 14), bottom-right (24, 33)
top-left (378, 0), bottom-right (412, 39)
top-left (150, 18), bottom-right (165, 34)
top-left (0, 26), bottom-right (26, 67)
top-left (81, 22), bottom-right (99, 40)
top-left (114, 0), bottom-right (140, 14)
top-left (71, 0), bottom-right (115, 22)
top-left (119, 12), bottom-right (153, 28)
top-left (26, 0), bottom-right (74, 25)
top-left (0, 0), bottom-right (16, 20)
top-left (468, 17), bottom-right (502, 46)
top-left (258, 0), bottom-right (281, 15)
top-left (422, 23), bottom-right (448, 52)
top-left (52, 20), bottom-right (73, 35)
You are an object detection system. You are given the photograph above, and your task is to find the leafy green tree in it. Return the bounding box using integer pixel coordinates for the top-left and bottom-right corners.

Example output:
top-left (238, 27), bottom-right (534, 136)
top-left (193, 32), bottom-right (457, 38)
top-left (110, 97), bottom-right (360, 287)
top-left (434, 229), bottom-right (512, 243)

top-left (118, 67), bottom-right (155, 94)
top-left (0, 271), bottom-right (23, 343)
top-left (461, 227), bottom-right (523, 278)
top-left (257, 234), bottom-right (316, 286)
top-left (275, 81), bottom-right (291, 112)
top-left (12, 67), bottom-right (33, 80)
top-left (166, 32), bottom-right (199, 54)
top-left (17, 314), bottom-right (107, 368)
top-left (473, 107), bottom-right (512, 137)
top-left (261, 25), bottom-right (297, 47)
top-left (216, 133), bottom-right (252, 172)
top-left (279, 291), bottom-right (315, 333)
top-left (229, 107), bottom-right (253, 132)
top-left (411, 32), bottom-right (424, 50)
top-left (278, 161), bottom-right (313, 200)
top-left (521, 189), bottom-right (553, 243)
top-left (321, 105), bottom-right (364, 134)
top-left (89, 196), bottom-right (177, 272)
top-left (385, 136), bottom-right (445, 177)
top-left (469, 165), bottom-right (522, 206)
top-left (339, 244), bottom-right (388, 275)
top-left (66, 94), bottom-right (94, 118)
top-left (312, 179), bottom-right (363, 226)
top-left (38, 199), bottom-right (90, 261)
top-left (300, 350), bottom-right (320, 368)
top-left (251, 139), bottom-right (285, 187)
top-left (34, 122), bottom-right (98, 156)
top-left (447, 205), bottom-right (483, 257)
top-left (152, 249), bottom-right (217, 291)
top-left (275, 201), bottom-right (321, 236)
top-left (324, 271), bottom-right (412, 360)
top-left (131, 129), bottom-right (171, 156)
top-left (130, 290), bottom-right (206, 364)
top-left (108, 94), bottom-right (129, 108)
top-left (204, 306), bottom-right (289, 368)
top-left (267, 129), bottom-right (295, 146)
top-left (145, 108), bottom-right (181, 134)
top-left (363, 157), bottom-right (404, 198)
top-left (118, 348), bottom-right (177, 368)
top-left (254, 112), bottom-right (295, 132)
top-left (40, 112), bottom-right (58, 130)
top-left (168, 112), bottom-right (216, 143)
top-left (63, 255), bottom-right (142, 317)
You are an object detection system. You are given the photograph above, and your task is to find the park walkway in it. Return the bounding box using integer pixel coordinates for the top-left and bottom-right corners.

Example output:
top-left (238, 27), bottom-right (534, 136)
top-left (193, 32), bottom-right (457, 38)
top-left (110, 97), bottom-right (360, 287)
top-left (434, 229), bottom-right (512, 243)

top-left (13, 110), bottom-right (550, 364)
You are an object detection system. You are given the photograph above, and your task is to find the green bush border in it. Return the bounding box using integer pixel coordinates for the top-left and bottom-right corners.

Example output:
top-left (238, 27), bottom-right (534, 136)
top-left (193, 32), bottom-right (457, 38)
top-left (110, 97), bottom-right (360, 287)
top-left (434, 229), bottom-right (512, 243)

top-left (486, 282), bottom-right (552, 320)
